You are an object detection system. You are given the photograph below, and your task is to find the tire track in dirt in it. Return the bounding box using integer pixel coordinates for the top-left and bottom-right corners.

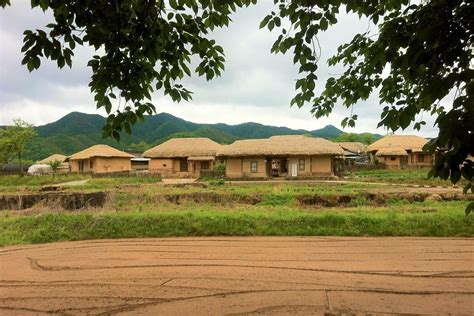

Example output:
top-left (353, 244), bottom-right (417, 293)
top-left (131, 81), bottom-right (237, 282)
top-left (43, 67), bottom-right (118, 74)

top-left (1, 237), bottom-right (472, 315)
top-left (26, 257), bottom-right (474, 278)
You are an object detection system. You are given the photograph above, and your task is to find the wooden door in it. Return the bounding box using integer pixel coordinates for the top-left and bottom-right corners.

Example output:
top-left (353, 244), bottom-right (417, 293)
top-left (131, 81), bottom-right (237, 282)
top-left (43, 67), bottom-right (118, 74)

top-left (291, 163), bottom-right (298, 177)
top-left (400, 156), bottom-right (408, 169)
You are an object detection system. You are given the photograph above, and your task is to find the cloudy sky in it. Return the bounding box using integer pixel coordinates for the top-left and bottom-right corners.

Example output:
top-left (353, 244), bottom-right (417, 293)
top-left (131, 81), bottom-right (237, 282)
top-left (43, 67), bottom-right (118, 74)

top-left (0, 1), bottom-right (438, 136)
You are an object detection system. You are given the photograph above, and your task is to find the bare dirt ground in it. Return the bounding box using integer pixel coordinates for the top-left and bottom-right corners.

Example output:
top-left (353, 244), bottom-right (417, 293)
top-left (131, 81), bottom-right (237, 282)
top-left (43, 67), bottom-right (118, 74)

top-left (161, 178), bottom-right (197, 185)
top-left (0, 237), bottom-right (472, 315)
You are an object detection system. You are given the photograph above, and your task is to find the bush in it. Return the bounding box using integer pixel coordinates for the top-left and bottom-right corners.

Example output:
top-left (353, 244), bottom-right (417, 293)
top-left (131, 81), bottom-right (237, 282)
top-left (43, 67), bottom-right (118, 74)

top-left (209, 178), bottom-right (225, 186)
top-left (215, 163), bottom-right (226, 172)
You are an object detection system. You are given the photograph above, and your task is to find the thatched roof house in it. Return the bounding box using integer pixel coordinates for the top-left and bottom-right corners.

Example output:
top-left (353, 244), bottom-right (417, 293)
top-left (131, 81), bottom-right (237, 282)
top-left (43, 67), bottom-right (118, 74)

top-left (144, 138), bottom-right (222, 159)
top-left (338, 142), bottom-right (366, 154)
top-left (66, 145), bottom-right (133, 173)
top-left (37, 154), bottom-right (69, 172)
top-left (37, 154), bottom-right (67, 164)
top-left (144, 138), bottom-right (223, 177)
top-left (366, 135), bottom-right (432, 169)
top-left (219, 135), bottom-right (344, 157)
top-left (375, 147), bottom-right (408, 156)
top-left (220, 135), bottom-right (343, 178)
top-left (67, 145), bottom-right (133, 161)
top-left (366, 135), bottom-right (427, 153)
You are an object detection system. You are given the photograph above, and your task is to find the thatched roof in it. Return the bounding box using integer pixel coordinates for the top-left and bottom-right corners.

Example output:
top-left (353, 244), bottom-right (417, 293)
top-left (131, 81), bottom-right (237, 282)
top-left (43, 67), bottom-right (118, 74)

top-left (338, 142), bottom-right (366, 154)
top-left (66, 145), bottom-right (134, 161)
top-left (37, 154), bottom-right (67, 164)
top-left (143, 138), bottom-right (222, 158)
top-left (188, 156), bottom-right (215, 161)
top-left (366, 135), bottom-right (428, 153)
top-left (219, 135), bottom-right (344, 157)
top-left (375, 147), bottom-right (408, 156)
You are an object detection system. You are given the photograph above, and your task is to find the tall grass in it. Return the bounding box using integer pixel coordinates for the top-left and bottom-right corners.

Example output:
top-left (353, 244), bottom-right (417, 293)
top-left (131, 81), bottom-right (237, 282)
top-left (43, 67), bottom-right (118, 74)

top-left (1, 205), bottom-right (472, 245)
top-left (0, 174), bottom-right (162, 193)
top-left (351, 169), bottom-right (461, 186)
top-left (0, 174), bottom-right (89, 188)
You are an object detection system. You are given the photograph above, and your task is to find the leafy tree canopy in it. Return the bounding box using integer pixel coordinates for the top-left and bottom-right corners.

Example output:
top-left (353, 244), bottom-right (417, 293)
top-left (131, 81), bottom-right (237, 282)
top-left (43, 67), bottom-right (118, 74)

top-left (48, 159), bottom-right (63, 176)
top-left (1, 0), bottom-right (472, 210)
top-left (128, 141), bottom-right (152, 152)
top-left (335, 133), bottom-right (375, 145)
top-left (0, 119), bottom-right (37, 172)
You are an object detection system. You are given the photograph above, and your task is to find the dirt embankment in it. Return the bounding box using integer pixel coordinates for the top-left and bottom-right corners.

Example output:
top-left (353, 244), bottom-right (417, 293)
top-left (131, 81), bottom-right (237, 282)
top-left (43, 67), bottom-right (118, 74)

top-left (297, 192), bottom-right (473, 207)
top-left (0, 186), bottom-right (471, 211)
top-left (0, 192), bottom-right (107, 210)
top-left (159, 192), bottom-right (261, 205)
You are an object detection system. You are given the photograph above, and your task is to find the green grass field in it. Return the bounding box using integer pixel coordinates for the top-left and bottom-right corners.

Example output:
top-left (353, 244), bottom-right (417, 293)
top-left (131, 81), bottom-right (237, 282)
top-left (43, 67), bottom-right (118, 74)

top-left (350, 169), bottom-right (463, 186)
top-left (0, 201), bottom-right (471, 245)
top-left (0, 173), bottom-right (471, 245)
top-left (0, 174), bottom-right (89, 190)
top-left (0, 174), bottom-right (162, 193)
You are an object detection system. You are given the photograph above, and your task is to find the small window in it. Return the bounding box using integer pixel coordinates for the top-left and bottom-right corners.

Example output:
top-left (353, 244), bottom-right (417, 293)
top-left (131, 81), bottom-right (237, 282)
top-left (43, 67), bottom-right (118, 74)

top-left (418, 154), bottom-right (424, 162)
top-left (179, 158), bottom-right (188, 172)
top-left (250, 161), bottom-right (258, 173)
top-left (299, 158), bottom-right (305, 170)
top-left (201, 161), bottom-right (210, 170)
top-left (391, 156), bottom-right (396, 161)
top-left (89, 160), bottom-right (93, 169)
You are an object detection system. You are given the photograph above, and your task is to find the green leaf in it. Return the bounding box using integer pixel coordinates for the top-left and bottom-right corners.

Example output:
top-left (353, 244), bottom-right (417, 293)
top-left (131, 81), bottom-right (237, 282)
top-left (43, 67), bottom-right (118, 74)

top-left (268, 20), bottom-right (275, 31)
top-left (112, 131), bottom-right (121, 142)
top-left (27, 59), bottom-right (35, 72)
top-left (465, 202), bottom-right (474, 216)
top-left (259, 16), bottom-right (271, 29)
top-left (463, 183), bottom-right (471, 194)
top-left (124, 122), bottom-right (131, 135)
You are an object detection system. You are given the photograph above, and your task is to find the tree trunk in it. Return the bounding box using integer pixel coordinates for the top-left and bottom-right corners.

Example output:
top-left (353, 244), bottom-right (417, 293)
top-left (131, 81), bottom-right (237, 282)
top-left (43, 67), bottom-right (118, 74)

top-left (18, 152), bottom-right (22, 174)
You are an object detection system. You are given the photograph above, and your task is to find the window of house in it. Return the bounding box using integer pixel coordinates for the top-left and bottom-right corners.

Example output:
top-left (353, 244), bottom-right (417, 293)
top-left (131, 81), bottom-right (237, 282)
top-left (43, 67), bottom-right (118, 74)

top-left (418, 154), bottom-right (424, 162)
top-left (79, 160), bottom-right (84, 172)
top-left (250, 161), bottom-right (258, 173)
top-left (179, 158), bottom-right (188, 172)
top-left (89, 160), bottom-right (93, 169)
top-left (201, 161), bottom-right (210, 170)
top-left (391, 156), bottom-right (396, 161)
top-left (299, 158), bottom-right (305, 170)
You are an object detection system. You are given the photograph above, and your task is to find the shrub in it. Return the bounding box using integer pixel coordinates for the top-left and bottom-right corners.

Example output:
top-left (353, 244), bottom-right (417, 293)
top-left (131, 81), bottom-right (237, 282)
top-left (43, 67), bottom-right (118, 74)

top-left (215, 163), bottom-right (226, 172)
top-left (209, 178), bottom-right (225, 186)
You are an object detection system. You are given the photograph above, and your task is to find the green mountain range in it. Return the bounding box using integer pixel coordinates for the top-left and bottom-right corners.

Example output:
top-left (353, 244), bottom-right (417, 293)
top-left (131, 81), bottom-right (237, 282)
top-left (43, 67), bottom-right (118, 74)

top-left (25, 112), bottom-right (382, 161)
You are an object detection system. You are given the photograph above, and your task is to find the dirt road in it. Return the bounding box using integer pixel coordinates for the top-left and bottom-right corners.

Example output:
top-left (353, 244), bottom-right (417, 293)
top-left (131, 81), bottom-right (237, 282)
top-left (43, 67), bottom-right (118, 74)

top-left (1, 237), bottom-right (472, 315)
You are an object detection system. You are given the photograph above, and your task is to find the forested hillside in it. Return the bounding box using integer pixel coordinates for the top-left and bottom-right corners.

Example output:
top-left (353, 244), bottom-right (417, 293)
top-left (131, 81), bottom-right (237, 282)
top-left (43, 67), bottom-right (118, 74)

top-left (23, 112), bottom-right (381, 161)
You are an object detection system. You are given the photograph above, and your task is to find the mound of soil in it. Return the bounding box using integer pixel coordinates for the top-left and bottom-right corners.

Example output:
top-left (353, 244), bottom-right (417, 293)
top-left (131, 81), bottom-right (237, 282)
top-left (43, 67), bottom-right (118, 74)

top-left (160, 192), bottom-right (261, 205)
top-left (297, 192), bottom-right (472, 207)
top-left (297, 195), bottom-right (355, 207)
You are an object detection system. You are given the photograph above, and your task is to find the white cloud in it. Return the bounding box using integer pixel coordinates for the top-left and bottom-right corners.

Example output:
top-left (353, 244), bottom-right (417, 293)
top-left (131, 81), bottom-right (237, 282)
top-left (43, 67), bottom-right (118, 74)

top-left (0, 1), bottom-right (439, 137)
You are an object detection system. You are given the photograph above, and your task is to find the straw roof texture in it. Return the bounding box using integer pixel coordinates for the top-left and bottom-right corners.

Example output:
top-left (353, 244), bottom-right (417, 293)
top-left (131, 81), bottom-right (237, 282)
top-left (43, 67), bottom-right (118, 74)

top-left (219, 135), bottom-right (344, 157)
top-left (338, 142), bottom-right (366, 154)
top-left (375, 147), bottom-right (408, 156)
top-left (38, 154), bottom-right (67, 164)
top-left (143, 138), bottom-right (222, 158)
top-left (188, 156), bottom-right (215, 161)
top-left (67, 145), bottom-right (133, 160)
top-left (366, 135), bottom-right (427, 153)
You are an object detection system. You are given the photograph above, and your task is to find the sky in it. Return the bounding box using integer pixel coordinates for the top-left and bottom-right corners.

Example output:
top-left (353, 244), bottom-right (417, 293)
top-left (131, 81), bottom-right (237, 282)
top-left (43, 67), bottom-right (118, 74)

top-left (0, 1), bottom-right (439, 137)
